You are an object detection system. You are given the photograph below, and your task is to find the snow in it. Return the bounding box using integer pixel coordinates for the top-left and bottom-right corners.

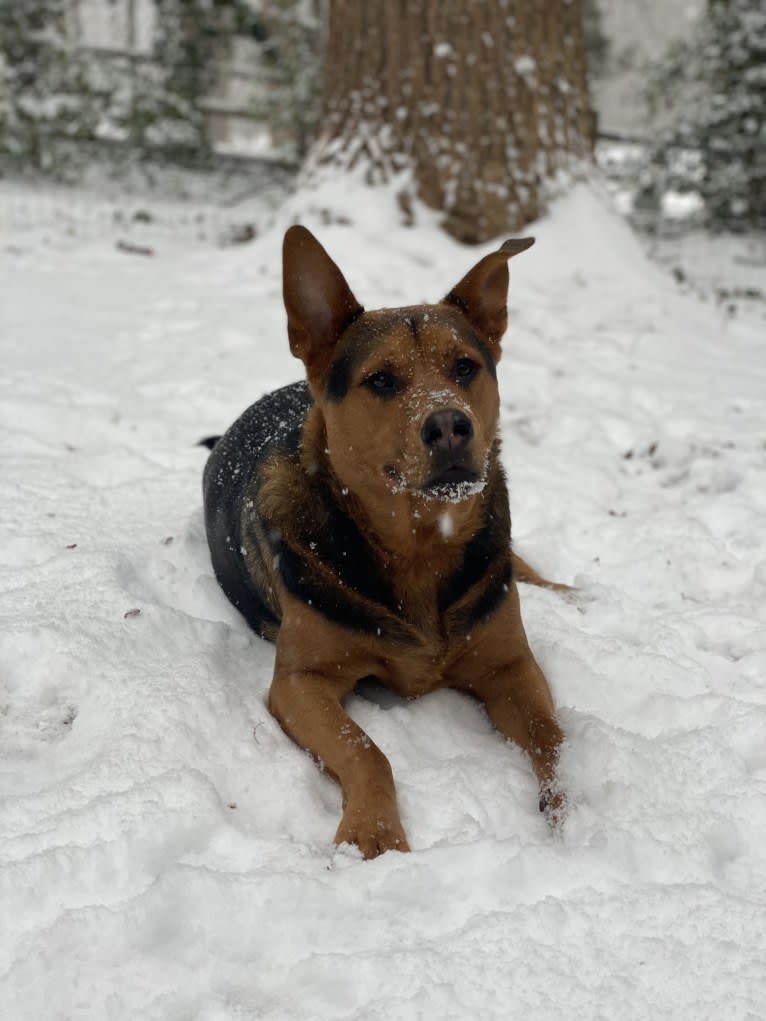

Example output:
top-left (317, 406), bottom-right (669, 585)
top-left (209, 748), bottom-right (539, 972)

top-left (2, 175), bottom-right (766, 1019)
top-left (514, 55), bottom-right (537, 78)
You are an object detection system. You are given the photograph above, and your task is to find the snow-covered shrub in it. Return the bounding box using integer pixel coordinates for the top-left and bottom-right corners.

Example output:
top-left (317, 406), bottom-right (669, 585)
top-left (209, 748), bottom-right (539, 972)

top-left (642, 0), bottom-right (766, 232)
top-left (0, 0), bottom-right (273, 178)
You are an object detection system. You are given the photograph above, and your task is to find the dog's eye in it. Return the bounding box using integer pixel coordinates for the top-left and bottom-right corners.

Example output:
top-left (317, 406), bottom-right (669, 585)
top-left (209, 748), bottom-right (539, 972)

top-left (455, 358), bottom-right (479, 383)
top-left (365, 371), bottom-right (398, 396)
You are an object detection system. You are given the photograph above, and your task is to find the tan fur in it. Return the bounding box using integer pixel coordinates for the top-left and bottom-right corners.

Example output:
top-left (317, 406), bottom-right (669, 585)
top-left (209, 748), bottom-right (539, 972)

top-left (511, 552), bottom-right (573, 593)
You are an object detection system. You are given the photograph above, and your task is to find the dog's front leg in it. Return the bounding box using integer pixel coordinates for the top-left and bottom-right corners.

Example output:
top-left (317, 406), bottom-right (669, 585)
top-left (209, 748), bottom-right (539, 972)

top-left (450, 583), bottom-right (565, 824)
top-left (479, 659), bottom-right (565, 825)
top-left (268, 653), bottom-right (410, 859)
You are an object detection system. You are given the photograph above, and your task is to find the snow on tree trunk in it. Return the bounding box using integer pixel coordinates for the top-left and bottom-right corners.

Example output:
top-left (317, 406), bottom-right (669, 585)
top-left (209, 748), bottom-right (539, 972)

top-left (317, 0), bottom-right (594, 242)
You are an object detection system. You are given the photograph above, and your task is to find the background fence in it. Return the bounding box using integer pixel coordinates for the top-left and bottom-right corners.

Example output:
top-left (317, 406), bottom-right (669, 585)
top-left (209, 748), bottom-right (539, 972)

top-left (0, 0), bottom-right (320, 177)
top-left (70, 0), bottom-right (270, 156)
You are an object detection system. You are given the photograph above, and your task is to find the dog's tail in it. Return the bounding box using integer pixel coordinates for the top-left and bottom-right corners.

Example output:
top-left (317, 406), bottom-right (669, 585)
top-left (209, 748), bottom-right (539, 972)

top-left (198, 435), bottom-right (221, 451)
top-left (511, 552), bottom-right (573, 593)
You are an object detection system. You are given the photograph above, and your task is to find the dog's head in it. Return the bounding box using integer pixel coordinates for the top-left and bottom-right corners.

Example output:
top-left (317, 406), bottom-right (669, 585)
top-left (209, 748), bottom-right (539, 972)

top-left (282, 226), bottom-right (533, 503)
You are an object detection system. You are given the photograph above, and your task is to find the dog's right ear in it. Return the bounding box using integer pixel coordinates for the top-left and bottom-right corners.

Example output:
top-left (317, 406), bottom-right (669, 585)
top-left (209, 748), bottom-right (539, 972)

top-left (283, 226), bottom-right (363, 380)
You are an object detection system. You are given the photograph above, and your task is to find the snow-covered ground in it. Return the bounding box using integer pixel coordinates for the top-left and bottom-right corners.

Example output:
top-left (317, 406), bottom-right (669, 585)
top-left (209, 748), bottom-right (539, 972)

top-left (1, 176), bottom-right (765, 1020)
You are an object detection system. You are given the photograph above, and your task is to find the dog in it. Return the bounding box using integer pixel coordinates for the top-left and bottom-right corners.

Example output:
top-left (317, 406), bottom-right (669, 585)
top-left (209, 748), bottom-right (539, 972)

top-left (202, 225), bottom-right (566, 858)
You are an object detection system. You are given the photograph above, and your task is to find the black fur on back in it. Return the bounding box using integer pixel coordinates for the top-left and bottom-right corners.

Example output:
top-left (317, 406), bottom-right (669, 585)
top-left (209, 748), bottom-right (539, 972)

top-left (202, 382), bottom-right (312, 636)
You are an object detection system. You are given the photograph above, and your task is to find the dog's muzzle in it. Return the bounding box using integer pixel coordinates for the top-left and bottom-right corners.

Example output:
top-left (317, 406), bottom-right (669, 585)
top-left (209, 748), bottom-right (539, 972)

top-left (421, 408), bottom-right (479, 493)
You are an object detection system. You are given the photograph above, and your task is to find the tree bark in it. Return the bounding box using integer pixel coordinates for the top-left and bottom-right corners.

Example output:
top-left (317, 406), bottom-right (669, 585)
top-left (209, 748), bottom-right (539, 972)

top-left (317, 0), bottom-right (594, 242)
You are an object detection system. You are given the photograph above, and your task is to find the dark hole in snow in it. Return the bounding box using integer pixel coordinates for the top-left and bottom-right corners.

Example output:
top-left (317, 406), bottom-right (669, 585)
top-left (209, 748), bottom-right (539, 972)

top-left (353, 676), bottom-right (407, 711)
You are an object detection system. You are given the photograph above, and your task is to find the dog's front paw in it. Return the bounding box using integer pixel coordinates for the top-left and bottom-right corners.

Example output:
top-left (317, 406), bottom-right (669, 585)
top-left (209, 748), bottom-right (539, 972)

top-left (335, 801), bottom-right (411, 860)
top-left (539, 786), bottom-right (567, 830)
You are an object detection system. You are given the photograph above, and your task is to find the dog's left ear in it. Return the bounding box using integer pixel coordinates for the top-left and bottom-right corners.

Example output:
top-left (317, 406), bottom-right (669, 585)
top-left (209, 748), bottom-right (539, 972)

top-left (443, 238), bottom-right (535, 360)
top-left (283, 225), bottom-right (363, 380)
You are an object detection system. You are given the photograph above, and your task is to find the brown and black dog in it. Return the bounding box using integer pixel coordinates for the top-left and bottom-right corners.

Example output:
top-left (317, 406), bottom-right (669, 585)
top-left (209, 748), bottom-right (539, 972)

top-left (202, 226), bottom-right (566, 858)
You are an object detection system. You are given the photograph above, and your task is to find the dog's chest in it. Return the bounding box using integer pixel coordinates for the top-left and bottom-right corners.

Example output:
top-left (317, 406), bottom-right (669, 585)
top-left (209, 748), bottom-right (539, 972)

top-left (374, 580), bottom-right (482, 697)
top-left (254, 450), bottom-right (511, 679)
top-left (379, 620), bottom-right (485, 697)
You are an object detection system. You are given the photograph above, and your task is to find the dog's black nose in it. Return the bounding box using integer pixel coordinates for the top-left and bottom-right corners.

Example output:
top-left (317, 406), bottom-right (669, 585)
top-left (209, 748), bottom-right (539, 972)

top-left (421, 409), bottom-right (473, 453)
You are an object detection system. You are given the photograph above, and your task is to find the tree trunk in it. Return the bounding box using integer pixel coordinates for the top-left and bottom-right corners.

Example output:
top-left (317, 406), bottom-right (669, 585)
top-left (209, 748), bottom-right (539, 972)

top-left (318, 0), bottom-right (594, 242)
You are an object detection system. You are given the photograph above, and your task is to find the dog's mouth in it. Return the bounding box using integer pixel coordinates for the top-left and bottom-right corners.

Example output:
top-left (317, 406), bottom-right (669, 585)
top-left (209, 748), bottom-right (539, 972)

top-left (427, 465), bottom-right (477, 487)
top-left (422, 465), bottom-right (484, 502)
top-left (384, 463), bottom-right (486, 502)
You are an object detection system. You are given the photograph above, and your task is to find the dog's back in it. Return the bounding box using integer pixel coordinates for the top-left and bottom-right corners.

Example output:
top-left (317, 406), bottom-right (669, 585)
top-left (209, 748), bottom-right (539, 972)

top-left (202, 381), bottom-right (312, 637)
